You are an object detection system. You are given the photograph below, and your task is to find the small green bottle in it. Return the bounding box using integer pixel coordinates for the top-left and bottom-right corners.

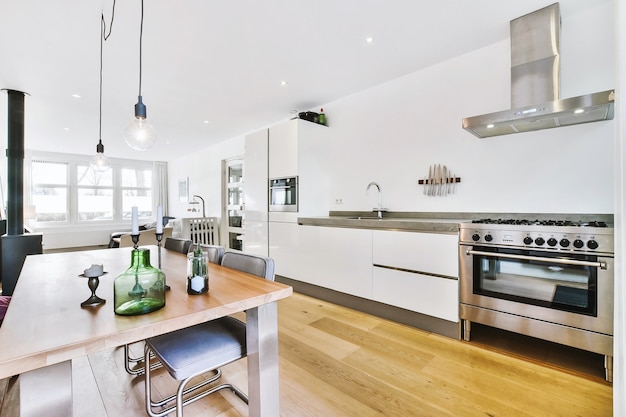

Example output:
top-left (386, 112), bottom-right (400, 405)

top-left (114, 248), bottom-right (166, 315)
top-left (187, 244), bottom-right (209, 295)
top-left (318, 108), bottom-right (326, 125)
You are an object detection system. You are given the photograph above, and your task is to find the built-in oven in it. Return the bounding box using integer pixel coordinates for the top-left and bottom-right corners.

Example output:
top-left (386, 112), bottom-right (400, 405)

top-left (459, 218), bottom-right (614, 381)
top-left (269, 176), bottom-right (298, 212)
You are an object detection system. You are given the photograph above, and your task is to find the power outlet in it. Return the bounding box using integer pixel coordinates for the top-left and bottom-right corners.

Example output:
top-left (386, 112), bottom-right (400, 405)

top-left (334, 198), bottom-right (343, 204)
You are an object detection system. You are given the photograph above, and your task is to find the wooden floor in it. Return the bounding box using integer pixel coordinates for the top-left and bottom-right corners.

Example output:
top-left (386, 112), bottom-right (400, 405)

top-left (1, 292), bottom-right (613, 416)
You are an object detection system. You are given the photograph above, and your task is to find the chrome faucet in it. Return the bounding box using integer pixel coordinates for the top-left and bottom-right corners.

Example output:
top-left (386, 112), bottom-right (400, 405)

top-left (366, 181), bottom-right (387, 218)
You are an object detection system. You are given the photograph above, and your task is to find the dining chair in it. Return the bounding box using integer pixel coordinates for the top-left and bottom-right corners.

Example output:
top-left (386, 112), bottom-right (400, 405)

top-left (199, 244), bottom-right (225, 265)
top-left (124, 244), bottom-right (226, 376)
top-left (143, 251), bottom-right (275, 417)
top-left (164, 237), bottom-right (193, 254)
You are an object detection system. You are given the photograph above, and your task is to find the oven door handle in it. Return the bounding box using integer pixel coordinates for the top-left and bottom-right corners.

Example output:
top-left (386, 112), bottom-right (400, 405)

top-left (465, 249), bottom-right (607, 270)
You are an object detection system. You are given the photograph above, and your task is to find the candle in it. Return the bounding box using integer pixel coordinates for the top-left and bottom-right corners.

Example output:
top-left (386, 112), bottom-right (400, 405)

top-left (156, 206), bottom-right (163, 234)
top-left (131, 206), bottom-right (139, 235)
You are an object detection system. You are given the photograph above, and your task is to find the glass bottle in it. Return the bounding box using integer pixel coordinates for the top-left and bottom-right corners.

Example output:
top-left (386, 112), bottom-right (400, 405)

top-left (318, 108), bottom-right (326, 125)
top-left (114, 248), bottom-right (166, 315)
top-left (187, 244), bottom-right (209, 295)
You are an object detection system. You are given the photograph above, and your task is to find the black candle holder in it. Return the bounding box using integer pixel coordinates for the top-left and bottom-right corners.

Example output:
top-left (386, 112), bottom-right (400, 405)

top-left (131, 234), bottom-right (140, 249)
top-left (155, 232), bottom-right (163, 269)
top-left (80, 273), bottom-right (107, 308)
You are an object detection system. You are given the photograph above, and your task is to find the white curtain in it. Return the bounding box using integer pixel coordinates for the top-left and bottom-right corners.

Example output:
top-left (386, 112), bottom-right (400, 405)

top-left (153, 161), bottom-right (168, 215)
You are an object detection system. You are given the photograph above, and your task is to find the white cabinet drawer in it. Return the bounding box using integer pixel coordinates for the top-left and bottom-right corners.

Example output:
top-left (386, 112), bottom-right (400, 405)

top-left (373, 230), bottom-right (458, 277)
top-left (373, 266), bottom-right (458, 322)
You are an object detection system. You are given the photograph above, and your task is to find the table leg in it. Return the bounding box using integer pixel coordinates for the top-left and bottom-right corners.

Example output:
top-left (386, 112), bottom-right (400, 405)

top-left (245, 301), bottom-right (280, 417)
top-left (18, 360), bottom-right (72, 417)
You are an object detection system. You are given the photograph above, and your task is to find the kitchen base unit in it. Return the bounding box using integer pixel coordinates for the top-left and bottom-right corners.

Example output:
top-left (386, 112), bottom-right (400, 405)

top-left (276, 275), bottom-right (459, 339)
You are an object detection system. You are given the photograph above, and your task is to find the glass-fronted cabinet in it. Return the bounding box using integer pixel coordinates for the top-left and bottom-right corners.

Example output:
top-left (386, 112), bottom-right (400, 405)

top-left (224, 158), bottom-right (244, 251)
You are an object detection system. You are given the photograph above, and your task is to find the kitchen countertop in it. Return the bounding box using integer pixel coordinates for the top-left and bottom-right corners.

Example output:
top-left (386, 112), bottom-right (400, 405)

top-left (298, 212), bottom-right (474, 233)
top-left (297, 212), bottom-right (615, 234)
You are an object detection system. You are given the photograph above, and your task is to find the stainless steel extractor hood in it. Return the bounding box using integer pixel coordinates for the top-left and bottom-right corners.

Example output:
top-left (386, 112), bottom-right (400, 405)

top-left (462, 3), bottom-right (615, 138)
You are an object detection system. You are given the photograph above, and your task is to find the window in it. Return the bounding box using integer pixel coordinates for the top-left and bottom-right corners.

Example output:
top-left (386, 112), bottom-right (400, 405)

top-left (28, 152), bottom-right (156, 225)
top-left (32, 160), bottom-right (69, 222)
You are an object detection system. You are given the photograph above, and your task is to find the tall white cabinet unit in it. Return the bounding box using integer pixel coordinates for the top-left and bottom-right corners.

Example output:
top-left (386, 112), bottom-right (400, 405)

top-left (243, 129), bottom-right (269, 256)
top-left (268, 119), bottom-right (329, 222)
top-left (243, 119), bottom-right (328, 260)
top-left (267, 119), bottom-right (329, 276)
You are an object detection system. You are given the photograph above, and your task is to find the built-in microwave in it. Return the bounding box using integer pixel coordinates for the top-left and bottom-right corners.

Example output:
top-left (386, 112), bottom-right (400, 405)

top-left (269, 176), bottom-right (298, 212)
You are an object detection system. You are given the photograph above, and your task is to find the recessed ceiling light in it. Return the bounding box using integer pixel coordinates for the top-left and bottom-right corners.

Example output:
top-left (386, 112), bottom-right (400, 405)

top-left (365, 36), bottom-right (374, 44)
top-left (203, 120), bottom-right (210, 124)
top-left (486, 124), bottom-right (495, 129)
top-left (72, 94), bottom-right (81, 99)
top-left (280, 80), bottom-right (288, 86)
top-left (63, 127), bottom-right (70, 131)
top-left (574, 108), bottom-right (585, 114)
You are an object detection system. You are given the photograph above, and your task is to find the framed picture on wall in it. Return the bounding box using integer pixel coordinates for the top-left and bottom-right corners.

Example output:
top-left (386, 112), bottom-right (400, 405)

top-left (178, 177), bottom-right (189, 203)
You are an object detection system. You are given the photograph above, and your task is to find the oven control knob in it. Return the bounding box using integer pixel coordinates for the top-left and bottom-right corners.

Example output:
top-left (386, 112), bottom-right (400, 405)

top-left (484, 234), bottom-right (493, 242)
top-left (523, 236), bottom-right (533, 245)
top-left (547, 238), bottom-right (558, 246)
top-left (559, 238), bottom-right (570, 248)
top-left (535, 237), bottom-right (545, 245)
top-left (573, 239), bottom-right (584, 249)
top-left (587, 240), bottom-right (599, 250)
top-left (472, 233), bottom-right (481, 242)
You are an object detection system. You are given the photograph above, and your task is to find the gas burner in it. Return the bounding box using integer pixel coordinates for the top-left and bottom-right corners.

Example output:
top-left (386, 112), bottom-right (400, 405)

top-left (471, 218), bottom-right (608, 227)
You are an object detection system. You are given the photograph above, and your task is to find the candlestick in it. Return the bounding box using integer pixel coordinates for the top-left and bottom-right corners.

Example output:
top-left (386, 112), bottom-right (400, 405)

top-left (131, 234), bottom-right (139, 250)
top-left (154, 232), bottom-right (170, 291)
top-left (155, 232), bottom-right (163, 269)
top-left (156, 205), bottom-right (163, 234)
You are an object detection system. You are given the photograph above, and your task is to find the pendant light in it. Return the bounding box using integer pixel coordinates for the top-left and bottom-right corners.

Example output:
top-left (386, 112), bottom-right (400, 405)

top-left (90, 12), bottom-right (111, 172)
top-left (124, 0), bottom-right (156, 150)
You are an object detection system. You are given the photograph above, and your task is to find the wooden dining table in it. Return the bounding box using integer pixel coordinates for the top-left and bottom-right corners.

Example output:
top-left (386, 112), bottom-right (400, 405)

top-left (0, 245), bottom-right (292, 417)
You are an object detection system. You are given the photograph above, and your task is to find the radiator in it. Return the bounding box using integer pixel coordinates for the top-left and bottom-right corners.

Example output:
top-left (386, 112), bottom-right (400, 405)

top-left (181, 217), bottom-right (219, 245)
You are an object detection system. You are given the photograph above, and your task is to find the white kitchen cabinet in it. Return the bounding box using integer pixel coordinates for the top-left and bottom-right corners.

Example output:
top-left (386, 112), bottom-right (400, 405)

top-left (372, 230), bottom-right (458, 277)
top-left (372, 230), bottom-right (459, 322)
top-left (244, 129), bottom-right (268, 222)
top-left (269, 223), bottom-right (373, 299)
top-left (268, 121), bottom-right (298, 179)
top-left (268, 119), bottom-right (329, 222)
top-left (243, 129), bottom-right (269, 255)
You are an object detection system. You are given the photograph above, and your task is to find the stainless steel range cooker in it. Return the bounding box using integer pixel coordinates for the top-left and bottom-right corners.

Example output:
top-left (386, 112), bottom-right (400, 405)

top-left (459, 217), bottom-right (614, 382)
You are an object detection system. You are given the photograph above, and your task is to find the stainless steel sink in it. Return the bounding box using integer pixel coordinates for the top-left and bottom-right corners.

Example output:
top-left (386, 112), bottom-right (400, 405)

top-left (346, 216), bottom-right (384, 220)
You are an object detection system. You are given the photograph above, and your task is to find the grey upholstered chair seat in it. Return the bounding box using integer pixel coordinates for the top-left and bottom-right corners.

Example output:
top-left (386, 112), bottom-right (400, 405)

top-left (146, 316), bottom-right (245, 380)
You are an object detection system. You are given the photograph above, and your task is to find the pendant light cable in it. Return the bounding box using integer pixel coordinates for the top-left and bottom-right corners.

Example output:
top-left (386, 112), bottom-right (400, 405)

top-left (91, 0), bottom-right (116, 171)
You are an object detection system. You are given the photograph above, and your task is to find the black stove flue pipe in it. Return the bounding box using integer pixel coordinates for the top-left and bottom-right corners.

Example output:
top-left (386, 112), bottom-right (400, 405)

top-left (6, 89), bottom-right (26, 234)
top-left (1, 89), bottom-right (42, 296)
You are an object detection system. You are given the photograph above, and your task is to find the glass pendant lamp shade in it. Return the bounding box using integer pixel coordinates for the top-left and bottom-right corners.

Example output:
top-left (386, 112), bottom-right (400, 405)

top-left (90, 139), bottom-right (111, 171)
top-left (124, 95), bottom-right (157, 150)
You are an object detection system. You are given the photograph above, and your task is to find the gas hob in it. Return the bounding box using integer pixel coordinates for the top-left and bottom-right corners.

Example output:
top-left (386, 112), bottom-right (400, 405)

top-left (459, 218), bottom-right (614, 254)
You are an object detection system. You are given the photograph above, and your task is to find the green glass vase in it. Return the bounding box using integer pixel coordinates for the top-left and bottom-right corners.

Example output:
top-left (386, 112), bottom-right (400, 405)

top-left (114, 248), bottom-right (166, 315)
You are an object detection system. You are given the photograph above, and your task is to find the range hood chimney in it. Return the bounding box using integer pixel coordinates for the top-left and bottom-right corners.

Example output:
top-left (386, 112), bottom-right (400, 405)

top-left (462, 3), bottom-right (615, 138)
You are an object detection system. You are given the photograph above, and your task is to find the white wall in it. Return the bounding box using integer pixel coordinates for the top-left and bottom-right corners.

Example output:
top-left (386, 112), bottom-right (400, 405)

top-left (167, 135), bottom-right (245, 243)
top-left (168, 2), bottom-right (617, 219)
top-left (613, 0), bottom-right (624, 413)
top-left (324, 1), bottom-right (615, 215)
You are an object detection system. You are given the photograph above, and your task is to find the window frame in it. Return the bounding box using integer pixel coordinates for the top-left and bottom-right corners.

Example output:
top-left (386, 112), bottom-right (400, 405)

top-left (27, 151), bottom-right (156, 227)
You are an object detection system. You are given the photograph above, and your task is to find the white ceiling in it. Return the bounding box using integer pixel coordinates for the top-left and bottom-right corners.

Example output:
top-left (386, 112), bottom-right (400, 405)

top-left (0, 0), bottom-right (610, 162)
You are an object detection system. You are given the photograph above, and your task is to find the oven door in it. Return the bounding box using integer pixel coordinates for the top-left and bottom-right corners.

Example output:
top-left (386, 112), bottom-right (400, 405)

top-left (459, 245), bottom-right (613, 335)
top-left (269, 177), bottom-right (298, 212)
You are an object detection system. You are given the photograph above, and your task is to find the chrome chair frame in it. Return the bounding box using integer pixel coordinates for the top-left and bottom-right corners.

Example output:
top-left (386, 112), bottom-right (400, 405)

top-left (143, 251), bottom-right (274, 417)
